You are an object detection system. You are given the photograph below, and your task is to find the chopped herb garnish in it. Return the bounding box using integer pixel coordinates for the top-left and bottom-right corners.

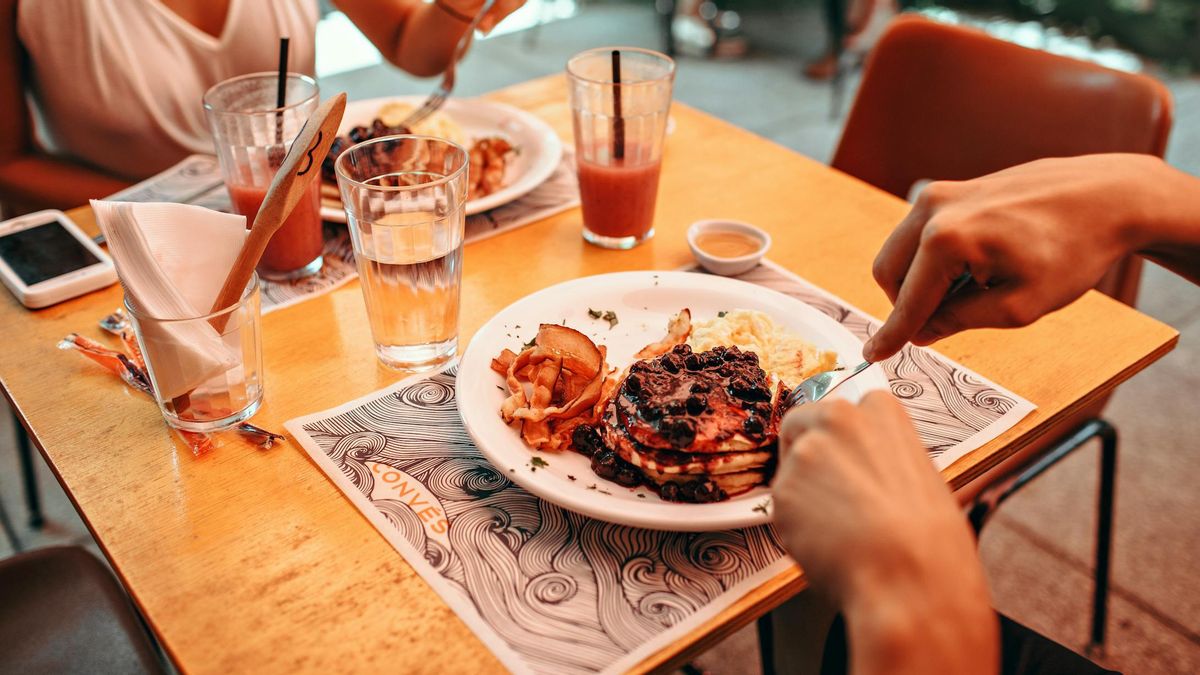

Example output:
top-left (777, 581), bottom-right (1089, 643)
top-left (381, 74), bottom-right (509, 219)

top-left (529, 456), bottom-right (549, 472)
top-left (752, 498), bottom-right (771, 515)
top-left (567, 475), bottom-right (576, 481)
top-left (717, 310), bottom-right (728, 318)
top-left (636, 493), bottom-right (646, 499)
top-left (521, 337), bottom-right (536, 351)
top-left (586, 308), bottom-right (619, 329)
top-left (587, 484), bottom-right (598, 491)
top-left (598, 489), bottom-right (613, 496)
top-left (509, 469), bottom-right (515, 473)
top-left (496, 385), bottom-right (505, 391)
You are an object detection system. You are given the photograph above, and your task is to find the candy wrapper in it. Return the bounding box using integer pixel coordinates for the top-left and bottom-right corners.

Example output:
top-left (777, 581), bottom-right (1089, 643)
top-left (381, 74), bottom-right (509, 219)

top-left (59, 327), bottom-right (283, 456)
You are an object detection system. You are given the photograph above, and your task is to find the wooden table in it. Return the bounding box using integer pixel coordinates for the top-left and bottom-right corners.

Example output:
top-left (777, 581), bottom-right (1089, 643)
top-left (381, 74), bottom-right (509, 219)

top-left (0, 75), bottom-right (1178, 674)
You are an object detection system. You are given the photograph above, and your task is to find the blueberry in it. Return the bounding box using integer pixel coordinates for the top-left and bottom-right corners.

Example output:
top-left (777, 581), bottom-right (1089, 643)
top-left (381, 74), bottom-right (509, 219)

top-left (591, 451), bottom-right (618, 479)
top-left (639, 404), bottom-right (663, 421)
top-left (624, 374), bottom-right (642, 395)
top-left (572, 425), bottom-right (605, 457)
top-left (660, 355), bottom-right (681, 374)
top-left (685, 394), bottom-right (708, 415)
top-left (660, 482), bottom-right (681, 501)
top-left (672, 344), bottom-right (693, 356)
top-left (680, 481), bottom-right (699, 499)
top-left (743, 416), bottom-right (764, 436)
top-left (615, 466), bottom-right (642, 487)
top-left (666, 419), bottom-right (696, 448)
top-left (684, 354), bottom-right (704, 371)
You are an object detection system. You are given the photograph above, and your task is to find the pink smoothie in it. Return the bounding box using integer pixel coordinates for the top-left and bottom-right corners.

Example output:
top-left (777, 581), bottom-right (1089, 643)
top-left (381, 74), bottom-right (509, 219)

top-left (227, 178), bottom-right (323, 277)
top-left (576, 155), bottom-right (662, 241)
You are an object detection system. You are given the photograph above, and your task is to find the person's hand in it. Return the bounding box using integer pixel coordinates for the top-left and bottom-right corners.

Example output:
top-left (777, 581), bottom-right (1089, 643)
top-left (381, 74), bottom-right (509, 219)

top-left (439, 0), bottom-right (525, 33)
top-left (863, 153), bottom-right (1169, 363)
top-left (774, 392), bottom-right (976, 604)
top-left (773, 392), bottom-right (997, 674)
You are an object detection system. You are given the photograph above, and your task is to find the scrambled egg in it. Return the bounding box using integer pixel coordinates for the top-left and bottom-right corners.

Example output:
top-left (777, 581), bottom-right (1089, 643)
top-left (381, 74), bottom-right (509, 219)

top-left (688, 309), bottom-right (839, 387)
top-left (377, 102), bottom-right (468, 149)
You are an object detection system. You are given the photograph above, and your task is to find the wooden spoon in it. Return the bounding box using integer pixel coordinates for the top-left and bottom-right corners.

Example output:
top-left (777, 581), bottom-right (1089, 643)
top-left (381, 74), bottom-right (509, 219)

top-left (208, 92), bottom-right (347, 329)
top-left (170, 93), bottom-right (345, 418)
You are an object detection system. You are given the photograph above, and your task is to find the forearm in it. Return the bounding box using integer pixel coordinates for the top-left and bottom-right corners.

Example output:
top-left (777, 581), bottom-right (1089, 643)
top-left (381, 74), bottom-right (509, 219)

top-left (392, 3), bottom-right (473, 77)
top-left (840, 519), bottom-right (998, 675)
top-left (334, 0), bottom-right (470, 77)
top-left (1132, 157), bottom-right (1200, 285)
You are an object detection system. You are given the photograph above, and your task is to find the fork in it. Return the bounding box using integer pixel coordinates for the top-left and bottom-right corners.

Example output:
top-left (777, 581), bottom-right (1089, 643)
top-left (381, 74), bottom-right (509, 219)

top-left (783, 270), bottom-right (978, 410)
top-left (782, 360), bottom-right (873, 410)
top-left (400, 0), bottom-right (498, 129)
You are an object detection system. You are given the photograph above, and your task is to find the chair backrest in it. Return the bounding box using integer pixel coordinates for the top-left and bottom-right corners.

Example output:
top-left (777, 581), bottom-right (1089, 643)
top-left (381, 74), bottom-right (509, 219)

top-left (831, 15), bottom-right (1173, 306)
top-left (832, 15), bottom-right (1173, 198)
top-left (0, 0), bottom-right (30, 167)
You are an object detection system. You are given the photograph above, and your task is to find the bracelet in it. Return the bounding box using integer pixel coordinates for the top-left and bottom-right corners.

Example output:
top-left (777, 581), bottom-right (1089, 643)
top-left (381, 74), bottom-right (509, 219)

top-left (434, 0), bottom-right (474, 23)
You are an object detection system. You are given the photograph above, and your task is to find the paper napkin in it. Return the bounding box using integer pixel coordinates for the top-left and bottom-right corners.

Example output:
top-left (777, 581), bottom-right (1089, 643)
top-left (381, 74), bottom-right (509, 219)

top-left (91, 201), bottom-right (248, 400)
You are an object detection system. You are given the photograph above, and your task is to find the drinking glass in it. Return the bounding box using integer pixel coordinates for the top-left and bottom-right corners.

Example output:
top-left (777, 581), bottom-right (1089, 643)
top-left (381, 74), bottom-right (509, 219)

top-left (126, 276), bottom-right (264, 432)
top-left (567, 47), bottom-right (675, 249)
top-left (204, 72), bottom-right (325, 281)
top-left (334, 135), bottom-right (469, 371)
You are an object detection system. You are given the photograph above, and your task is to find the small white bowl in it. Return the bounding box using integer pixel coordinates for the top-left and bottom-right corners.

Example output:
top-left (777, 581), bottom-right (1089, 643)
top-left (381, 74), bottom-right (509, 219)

top-left (686, 220), bottom-right (771, 276)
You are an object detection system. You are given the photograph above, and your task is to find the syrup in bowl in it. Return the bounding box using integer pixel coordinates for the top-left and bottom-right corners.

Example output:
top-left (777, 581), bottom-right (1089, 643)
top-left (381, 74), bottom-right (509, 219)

top-left (694, 230), bottom-right (764, 259)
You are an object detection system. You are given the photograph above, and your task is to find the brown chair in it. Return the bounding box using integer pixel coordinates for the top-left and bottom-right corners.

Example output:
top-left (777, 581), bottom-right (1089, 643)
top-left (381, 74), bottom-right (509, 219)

top-left (0, 0), bottom-right (132, 216)
top-left (0, 546), bottom-right (165, 674)
top-left (831, 14), bottom-right (1173, 652)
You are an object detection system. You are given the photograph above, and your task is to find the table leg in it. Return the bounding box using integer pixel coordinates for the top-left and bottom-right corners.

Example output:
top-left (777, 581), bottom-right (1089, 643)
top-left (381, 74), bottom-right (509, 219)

top-left (1089, 422), bottom-right (1118, 653)
top-left (14, 412), bottom-right (44, 530)
top-left (825, 0), bottom-right (846, 119)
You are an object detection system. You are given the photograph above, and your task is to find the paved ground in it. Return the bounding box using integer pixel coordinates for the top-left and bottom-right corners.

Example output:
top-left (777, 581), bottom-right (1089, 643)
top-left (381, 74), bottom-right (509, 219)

top-left (3, 3), bottom-right (1197, 673)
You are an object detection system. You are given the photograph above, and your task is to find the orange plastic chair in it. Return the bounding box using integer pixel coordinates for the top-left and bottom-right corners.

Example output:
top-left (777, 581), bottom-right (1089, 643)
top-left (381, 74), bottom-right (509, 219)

top-left (831, 14), bottom-right (1174, 652)
top-left (0, 0), bottom-right (131, 216)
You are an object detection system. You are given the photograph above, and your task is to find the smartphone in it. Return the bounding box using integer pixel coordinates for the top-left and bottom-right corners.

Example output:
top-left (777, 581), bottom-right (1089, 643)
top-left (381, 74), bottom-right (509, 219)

top-left (0, 210), bottom-right (118, 309)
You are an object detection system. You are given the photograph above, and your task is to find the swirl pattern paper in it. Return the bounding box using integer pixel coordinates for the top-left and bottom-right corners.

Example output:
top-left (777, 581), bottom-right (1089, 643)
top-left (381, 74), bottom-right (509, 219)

top-left (286, 262), bottom-right (1034, 674)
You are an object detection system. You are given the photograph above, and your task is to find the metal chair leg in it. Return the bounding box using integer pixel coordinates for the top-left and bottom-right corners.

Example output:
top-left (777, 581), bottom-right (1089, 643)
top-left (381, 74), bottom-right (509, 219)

top-left (14, 412), bottom-right (44, 530)
top-left (0, 493), bottom-right (21, 552)
top-left (970, 418), bottom-right (1117, 652)
top-left (756, 611), bottom-right (776, 675)
top-left (1090, 422), bottom-right (1118, 652)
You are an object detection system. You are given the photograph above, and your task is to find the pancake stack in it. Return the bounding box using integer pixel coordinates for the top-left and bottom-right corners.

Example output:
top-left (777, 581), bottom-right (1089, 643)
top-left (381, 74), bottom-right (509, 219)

top-left (573, 343), bottom-right (782, 503)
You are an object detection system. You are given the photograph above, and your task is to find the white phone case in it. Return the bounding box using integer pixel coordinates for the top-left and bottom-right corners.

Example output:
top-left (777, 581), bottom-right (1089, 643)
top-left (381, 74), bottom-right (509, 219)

top-left (0, 209), bottom-right (118, 309)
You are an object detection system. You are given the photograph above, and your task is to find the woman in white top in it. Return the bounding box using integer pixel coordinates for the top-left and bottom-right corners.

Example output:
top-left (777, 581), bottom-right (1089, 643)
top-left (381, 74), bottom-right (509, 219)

top-left (17, 0), bottom-right (524, 180)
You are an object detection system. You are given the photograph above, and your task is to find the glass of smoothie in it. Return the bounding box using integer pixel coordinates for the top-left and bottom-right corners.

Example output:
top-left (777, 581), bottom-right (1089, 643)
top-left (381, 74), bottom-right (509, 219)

top-left (567, 47), bottom-right (675, 249)
top-left (204, 73), bottom-right (324, 280)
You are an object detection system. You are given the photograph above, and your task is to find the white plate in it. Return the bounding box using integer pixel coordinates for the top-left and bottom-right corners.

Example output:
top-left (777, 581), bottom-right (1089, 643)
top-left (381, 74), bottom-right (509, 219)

top-left (456, 271), bottom-right (889, 531)
top-left (321, 96), bottom-right (564, 221)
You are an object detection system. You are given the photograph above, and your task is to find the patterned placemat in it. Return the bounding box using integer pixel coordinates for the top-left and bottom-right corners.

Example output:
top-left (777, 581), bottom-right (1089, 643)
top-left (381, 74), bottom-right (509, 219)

top-left (284, 261), bottom-right (1034, 674)
top-left (106, 152), bottom-right (580, 315)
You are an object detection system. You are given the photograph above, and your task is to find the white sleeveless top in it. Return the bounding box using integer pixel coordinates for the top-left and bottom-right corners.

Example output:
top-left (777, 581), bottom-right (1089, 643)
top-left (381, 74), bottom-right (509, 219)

top-left (18, 0), bottom-right (318, 180)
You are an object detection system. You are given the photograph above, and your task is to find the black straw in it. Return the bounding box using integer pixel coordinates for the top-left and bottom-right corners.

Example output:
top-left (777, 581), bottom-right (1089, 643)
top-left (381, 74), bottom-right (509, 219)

top-left (274, 37), bottom-right (289, 145)
top-left (611, 49), bottom-right (624, 161)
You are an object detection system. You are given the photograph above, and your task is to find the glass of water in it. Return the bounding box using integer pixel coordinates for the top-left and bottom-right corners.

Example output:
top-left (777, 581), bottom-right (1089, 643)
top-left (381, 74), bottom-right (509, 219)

top-left (334, 135), bottom-right (468, 371)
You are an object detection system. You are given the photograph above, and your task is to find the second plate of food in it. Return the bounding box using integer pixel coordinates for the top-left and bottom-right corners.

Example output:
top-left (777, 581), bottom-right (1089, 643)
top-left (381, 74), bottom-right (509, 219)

top-left (456, 271), bottom-right (888, 532)
top-left (320, 96), bottom-right (563, 221)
